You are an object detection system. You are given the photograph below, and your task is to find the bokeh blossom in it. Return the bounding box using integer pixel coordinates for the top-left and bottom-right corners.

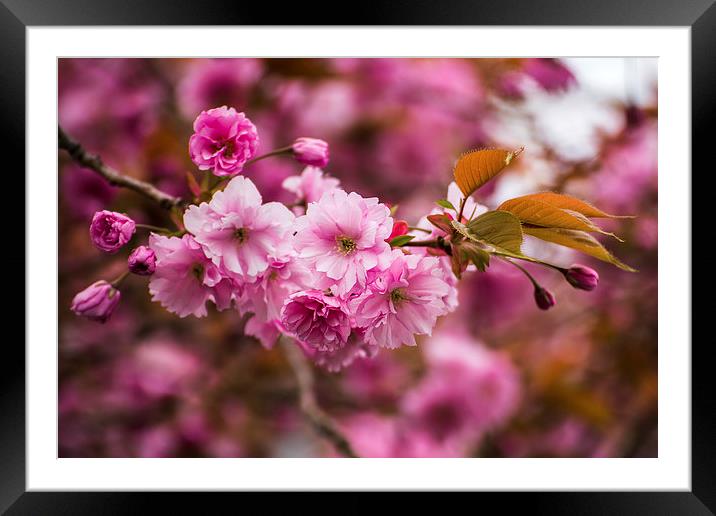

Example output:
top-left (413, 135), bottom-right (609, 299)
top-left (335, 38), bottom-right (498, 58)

top-left (177, 59), bottom-right (263, 119)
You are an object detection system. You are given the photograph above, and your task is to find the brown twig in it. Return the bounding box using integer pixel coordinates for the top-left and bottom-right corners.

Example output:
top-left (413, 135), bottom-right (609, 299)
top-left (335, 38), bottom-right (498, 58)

top-left (58, 126), bottom-right (183, 210)
top-left (281, 339), bottom-right (358, 458)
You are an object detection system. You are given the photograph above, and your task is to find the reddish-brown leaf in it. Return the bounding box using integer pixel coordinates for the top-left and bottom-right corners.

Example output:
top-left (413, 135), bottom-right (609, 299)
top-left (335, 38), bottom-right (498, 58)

top-left (453, 148), bottom-right (522, 197)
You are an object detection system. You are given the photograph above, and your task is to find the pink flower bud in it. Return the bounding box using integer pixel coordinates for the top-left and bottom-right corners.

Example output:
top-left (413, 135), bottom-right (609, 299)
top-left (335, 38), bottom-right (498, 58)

top-left (292, 137), bottom-right (329, 168)
top-left (387, 220), bottom-right (409, 241)
top-left (70, 280), bottom-right (121, 323)
top-left (128, 245), bottom-right (157, 276)
top-left (534, 286), bottom-right (556, 310)
top-left (90, 210), bottom-right (136, 253)
top-left (564, 264), bottom-right (599, 291)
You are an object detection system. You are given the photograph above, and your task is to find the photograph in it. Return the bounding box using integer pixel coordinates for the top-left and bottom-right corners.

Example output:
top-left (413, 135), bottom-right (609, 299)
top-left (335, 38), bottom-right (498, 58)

top-left (57, 57), bottom-right (658, 459)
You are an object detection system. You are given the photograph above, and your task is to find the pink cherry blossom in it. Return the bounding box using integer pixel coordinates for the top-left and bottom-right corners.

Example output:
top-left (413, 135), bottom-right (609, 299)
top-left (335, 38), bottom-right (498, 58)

top-left (282, 166), bottom-right (340, 204)
top-left (148, 233), bottom-right (235, 318)
top-left (90, 210), bottom-right (136, 253)
top-left (188, 106), bottom-right (259, 177)
top-left (293, 189), bottom-right (393, 295)
top-left (354, 250), bottom-right (451, 349)
top-left (281, 289), bottom-right (352, 353)
top-left (238, 258), bottom-right (311, 349)
top-left (183, 175), bottom-right (295, 280)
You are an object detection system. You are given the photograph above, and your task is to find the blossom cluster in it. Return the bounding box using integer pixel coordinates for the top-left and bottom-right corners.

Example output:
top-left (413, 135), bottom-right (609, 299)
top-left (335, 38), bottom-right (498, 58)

top-left (60, 58), bottom-right (655, 459)
top-left (157, 168), bottom-right (456, 370)
top-left (71, 106), bottom-right (459, 371)
top-left (70, 103), bottom-right (607, 372)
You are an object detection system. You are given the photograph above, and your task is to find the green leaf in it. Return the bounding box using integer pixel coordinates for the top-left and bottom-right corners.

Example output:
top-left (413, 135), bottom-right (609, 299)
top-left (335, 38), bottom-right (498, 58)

top-left (435, 199), bottom-right (456, 211)
top-left (451, 219), bottom-right (558, 269)
top-left (450, 245), bottom-right (465, 279)
top-left (389, 204), bottom-right (400, 216)
top-left (450, 219), bottom-right (473, 241)
top-left (388, 235), bottom-right (416, 247)
top-left (460, 242), bottom-right (491, 272)
top-left (467, 210), bottom-right (524, 254)
top-left (524, 227), bottom-right (637, 272)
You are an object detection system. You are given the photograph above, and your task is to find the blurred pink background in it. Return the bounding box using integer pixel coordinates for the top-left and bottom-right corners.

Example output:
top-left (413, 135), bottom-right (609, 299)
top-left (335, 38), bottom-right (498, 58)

top-left (58, 58), bottom-right (657, 458)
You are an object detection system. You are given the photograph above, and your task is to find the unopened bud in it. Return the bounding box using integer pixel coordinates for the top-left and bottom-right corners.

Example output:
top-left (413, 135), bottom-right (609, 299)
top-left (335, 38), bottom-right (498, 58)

top-left (564, 264), bottom-right (599, 291)
top-left (388, 220), bottom-right (409, 241)
top-left (534, 286), bottom-right (556, 310)
top-left (292, 137), bottom-right (329, 168)
top-left (70, 280), bottom-right (121, 323)
top-left (128, 245), bottom-right (157, 276)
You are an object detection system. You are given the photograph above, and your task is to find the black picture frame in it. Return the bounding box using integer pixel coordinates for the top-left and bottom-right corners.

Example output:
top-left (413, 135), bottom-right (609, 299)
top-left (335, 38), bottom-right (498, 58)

top-left (3, 0), bottom-right (709, 512)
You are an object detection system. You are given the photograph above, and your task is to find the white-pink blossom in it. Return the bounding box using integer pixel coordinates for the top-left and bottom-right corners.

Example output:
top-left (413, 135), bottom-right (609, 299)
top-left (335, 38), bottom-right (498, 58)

top-left (238, 258), bottom-right (311, 349)
top-left (354, 250), bottom-right (451, 349)
top-left (183, 175), bottom-right (294, 280)
top-left (292, 189), bottom-right (393, 296)
top-left (148, 234), bottom-right (235, 318)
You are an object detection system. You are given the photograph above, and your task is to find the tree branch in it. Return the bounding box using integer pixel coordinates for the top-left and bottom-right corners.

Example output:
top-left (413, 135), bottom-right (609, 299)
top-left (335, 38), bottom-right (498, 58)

top-left (58, 126), bottom-right (184, 210)
top-left (281, 339), bottom-right (358, 458)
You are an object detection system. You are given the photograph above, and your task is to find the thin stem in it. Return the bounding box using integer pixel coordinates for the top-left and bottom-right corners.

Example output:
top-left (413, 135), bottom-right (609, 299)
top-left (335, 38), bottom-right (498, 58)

top-left (58, 126), bottom-right (183, 210)
top-left (402, 239), bottom-right (441, 248)
top-left (456, 196), bottom-right (466, 223)
top-left (244, 146), bottom-right (293, 167)
top-left (280, 338), bottom-right (358, 458)
top-left (408, 226), bottom-right (432, 234)
top-left (493, 251), bottom-right (565, 272)
top-left (136, 223), bottom-right (172, 233)
top-left (110, 270), bottom-right (130, 288)
top-left (208, 146), bottom-right (295, 194)
top-left (500, 257), bottom-right (540, 288)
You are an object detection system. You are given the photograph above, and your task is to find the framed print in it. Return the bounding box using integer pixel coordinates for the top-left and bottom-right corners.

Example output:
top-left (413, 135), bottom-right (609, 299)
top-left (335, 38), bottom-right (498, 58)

top-left (3, 0), bottom-right (711, 512)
